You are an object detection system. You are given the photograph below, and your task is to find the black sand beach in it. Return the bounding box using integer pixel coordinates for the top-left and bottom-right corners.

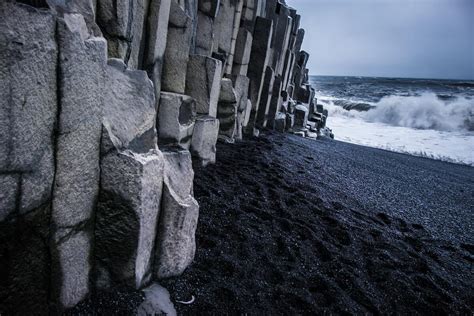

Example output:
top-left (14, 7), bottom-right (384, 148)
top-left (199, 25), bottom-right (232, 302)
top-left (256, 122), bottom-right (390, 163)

top-left (71, 132), bottom-right (474, 314)
top-left (161, 132), bottom-right (474, 314)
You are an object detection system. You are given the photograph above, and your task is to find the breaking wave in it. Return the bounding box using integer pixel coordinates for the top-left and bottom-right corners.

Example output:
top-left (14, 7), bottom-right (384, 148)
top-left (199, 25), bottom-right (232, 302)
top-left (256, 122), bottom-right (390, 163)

top-left (322, 92), bottom-right (474, 132)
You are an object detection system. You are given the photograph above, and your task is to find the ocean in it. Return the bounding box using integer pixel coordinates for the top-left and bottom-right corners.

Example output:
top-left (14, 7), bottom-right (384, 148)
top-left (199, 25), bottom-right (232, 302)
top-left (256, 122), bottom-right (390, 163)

top-left (309, 76), bottom-right (474, 166)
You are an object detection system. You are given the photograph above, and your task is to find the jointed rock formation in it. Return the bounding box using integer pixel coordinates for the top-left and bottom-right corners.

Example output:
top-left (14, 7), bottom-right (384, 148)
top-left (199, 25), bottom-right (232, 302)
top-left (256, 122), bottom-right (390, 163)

top-left (0, 0), bottom-right (330, 313)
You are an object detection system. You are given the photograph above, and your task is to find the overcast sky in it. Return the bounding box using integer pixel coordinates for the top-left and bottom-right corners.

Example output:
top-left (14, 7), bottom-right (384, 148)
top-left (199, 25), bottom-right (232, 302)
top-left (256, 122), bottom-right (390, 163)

top-left (285, 0), bottom-right (474, 80)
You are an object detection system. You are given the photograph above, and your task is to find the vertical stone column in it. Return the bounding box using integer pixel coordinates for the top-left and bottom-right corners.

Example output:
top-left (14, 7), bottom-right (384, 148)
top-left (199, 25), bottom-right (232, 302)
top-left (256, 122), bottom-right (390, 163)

top-left (0, 3), bottom-right (57, 313)
top-left (96, 0), bottom-right (150, 69)
top-left (95, 58), bottom-right (164, 291)
top-left (162, 0), bottom-right (194, 94)
top-left (245, 16), bottom-right (273, 134)
top-left (154, 150), bottom-right (199, 279)
top-left (51, 15), bottom-right (107, 311)
top-left (255, 66), bottom-right (275, 128)
top-left (144, 0), bottom-right (172, 109)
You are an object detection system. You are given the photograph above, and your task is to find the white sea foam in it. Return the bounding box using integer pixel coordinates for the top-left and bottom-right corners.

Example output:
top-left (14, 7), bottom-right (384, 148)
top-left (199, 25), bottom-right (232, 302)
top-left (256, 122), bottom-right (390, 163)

top-left (364, 93), bottom-right (473, 131)
top-left (323, 96), bottom-right (474, 165)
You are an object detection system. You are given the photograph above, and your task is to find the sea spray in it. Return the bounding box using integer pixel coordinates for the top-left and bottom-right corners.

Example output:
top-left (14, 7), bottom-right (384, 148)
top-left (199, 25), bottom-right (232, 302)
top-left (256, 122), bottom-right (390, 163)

top-left (311, 76), bottom-right (474, 165)
top-left (364, 93), bottom-right (474, 131)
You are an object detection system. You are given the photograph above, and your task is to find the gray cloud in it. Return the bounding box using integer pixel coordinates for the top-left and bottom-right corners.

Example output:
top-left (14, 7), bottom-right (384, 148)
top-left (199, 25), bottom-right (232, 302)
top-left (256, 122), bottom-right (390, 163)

top-left (285, 0), bottom-right (474, 79)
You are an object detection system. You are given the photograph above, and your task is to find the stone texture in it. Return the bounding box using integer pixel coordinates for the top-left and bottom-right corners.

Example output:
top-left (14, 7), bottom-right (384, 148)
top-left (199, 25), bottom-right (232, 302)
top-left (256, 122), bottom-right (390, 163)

top-left (144, 0), bottom-right (172, 107)
top-left (48, 0), bottom-right (102, 36)
top-left (242, 99), bottom-right (252, 128)
top-left (158, 92), bottom-right (197, 149)
top-left (286, 113), bottom-right (295, 130)
top-left (154, 150), bottom-right (199, 279)
top-left (231, 75), bottom-right (250, 140)
top-left (0, 3), bottom-right (56, 313)
top-left (246, 17), bottom-right (273, 133)
top-left (198, 0), bottom-right (220, 17)
top-left (294, 103), bottom-right (309, 128)
top-left (267, 75), bottom-right (283, 128)
top-left (293, 28), bottom-right (305, 53)
top-left (295, 84), bottom-right (311, 104)
top-left (51, 15), bottom-right (107, 310)
top-left (162, 0), bottom-right (193, 93)
top-left (195, 11), bottom-right (215, 55)
top-left (241, 0), bottom-right (264, 32)
top-left (191, 115), bottom-right (220, 166)
top-left (212, 0), bottom-right (237, 60)
top-left (217, 78), bottom-right (238, 141)
top-left (256, 66), bottom-right (275, 128)
top-left (96, 144), bottom-right (164, 290)
top-left (96, 0), bottom-right (149, 69)
top-left (104, 59), bottom-right (158, 152)
top-left (185, 55), bottom-right (222, 117)
top-left (231, 27), bottom-right (253, 76)
top-left (274, 112), bottom-right (286, 132)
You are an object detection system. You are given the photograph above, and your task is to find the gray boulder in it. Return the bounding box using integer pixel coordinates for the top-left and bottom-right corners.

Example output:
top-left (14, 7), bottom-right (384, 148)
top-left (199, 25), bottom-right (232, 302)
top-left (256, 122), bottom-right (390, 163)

top-left (185, 55), bottom-right (222, 117)
top-left (191, 115), bottom-right (220, 166)
top-left (158, 92), bottom-right (197, 149)
top-left (154, 150), bottom-right (199, 279)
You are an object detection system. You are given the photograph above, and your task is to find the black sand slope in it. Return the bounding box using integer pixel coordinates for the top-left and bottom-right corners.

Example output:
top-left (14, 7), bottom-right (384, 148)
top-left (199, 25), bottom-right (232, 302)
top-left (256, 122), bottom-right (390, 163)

top-left (162, 132), bottom-right (474, 314)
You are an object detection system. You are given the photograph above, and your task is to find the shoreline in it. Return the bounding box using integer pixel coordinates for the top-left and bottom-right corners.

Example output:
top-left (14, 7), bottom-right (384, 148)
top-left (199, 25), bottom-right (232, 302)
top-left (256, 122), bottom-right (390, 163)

top-left (70, 133), bottom-right (474, 314)
top-left (163, 132), bottom-right (473, 314)
top-left (332, 137), bottom-right (474, 167)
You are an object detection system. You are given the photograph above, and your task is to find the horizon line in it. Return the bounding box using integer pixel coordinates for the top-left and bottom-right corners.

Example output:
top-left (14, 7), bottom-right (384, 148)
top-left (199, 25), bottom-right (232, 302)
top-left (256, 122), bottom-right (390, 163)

top-left (309, 74), bottom-right (474, 81)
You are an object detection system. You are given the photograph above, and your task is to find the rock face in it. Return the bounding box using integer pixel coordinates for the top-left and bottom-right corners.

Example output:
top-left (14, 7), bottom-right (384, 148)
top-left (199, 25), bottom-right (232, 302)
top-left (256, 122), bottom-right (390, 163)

top-left (154, 150), bottom-right (199, 278)
top-left (217, 78), bottom-right (238, 142)
top-left (246, 17), bottom-right (273, 134)
top-left (162, 0), bottom-right (193, 94)
top-left (0, 3), bottom-right (57, 314)
top-left (96, 0), bottom-right (148, 69)
top-left (96, 145), bottom-right (164, 290)
top-left (158, 92), bottom-right (197, 149)
top-left (144, 0), bottom-right (172, 108)
top-left (0, 0), bottom-right (324, 313)
top-left (185, 55), bottom-right (222, 117)
top-left (51, 14), bottom-right (107, 311)
top-left (191, 115), bottom-right (220, 166)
